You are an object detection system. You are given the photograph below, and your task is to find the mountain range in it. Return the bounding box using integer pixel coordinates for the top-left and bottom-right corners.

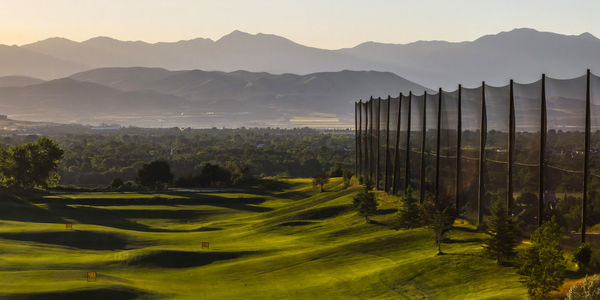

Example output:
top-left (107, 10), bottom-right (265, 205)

top-left (2, 28), bottom-right (598, 89)
top-left (0, 68), bottom-right (425, 128)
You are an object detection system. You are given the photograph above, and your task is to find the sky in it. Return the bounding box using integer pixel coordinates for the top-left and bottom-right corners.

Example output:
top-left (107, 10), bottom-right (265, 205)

top-left (0, 0), bottom-right (598, 49)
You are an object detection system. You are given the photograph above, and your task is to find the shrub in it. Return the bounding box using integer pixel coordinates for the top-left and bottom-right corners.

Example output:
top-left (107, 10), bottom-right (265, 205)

top-left (567, 275), bottom-right (600, 300)
top-left (519, 217), bottom-right (566, 300)
top-left (573, 243), bottom-right (592, 271)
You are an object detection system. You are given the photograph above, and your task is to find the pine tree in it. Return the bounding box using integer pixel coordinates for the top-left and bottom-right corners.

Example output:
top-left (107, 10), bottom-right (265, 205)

top-left (353, 186), bottom-right (378, 223)
top-left (483, 200), bottom-right (520, 265)
top-left (396, 187), bottom-right (422, 229)
top-left (519, 217), bottom-right (566, 300)
top-left (430, 205), bottom-right (455, 255)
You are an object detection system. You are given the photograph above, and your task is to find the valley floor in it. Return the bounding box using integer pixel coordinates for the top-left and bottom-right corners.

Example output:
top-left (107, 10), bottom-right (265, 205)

top-left (0, 178), bottom-right (528, 299)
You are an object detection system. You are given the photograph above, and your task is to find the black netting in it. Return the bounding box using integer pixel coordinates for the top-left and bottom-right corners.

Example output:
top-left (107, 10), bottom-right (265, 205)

top-left (589, 73), bottom-right (600, 233)
top-left (387, 97), bottom-right (400, 192)
top-left (440, 90), bottom-right (458, 208)
top-left (361, 102), bottom-right (368, 178)
top-left (459, 86), bottom-right (482, 224)
top-left (379, 98), bottom-right (390, 189)
top-left (513, 80), bottom-right (542, 229)
top-left (395, 94), bottom-right (410, 193)
top-left (483, 84), bottom-right (510, 220)
top-left (424, 92), bottom-right (440, 203)
top-left (370, 99), bottom-right (378, 184)
top-left (409, 94), bottom-right (425, 199)
top-left (545, 76), bottom-right (586, 232)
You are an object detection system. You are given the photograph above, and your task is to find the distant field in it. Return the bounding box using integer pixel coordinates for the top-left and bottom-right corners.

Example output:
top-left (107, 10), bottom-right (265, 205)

top-left (0, 178), bottom-right (529, 299)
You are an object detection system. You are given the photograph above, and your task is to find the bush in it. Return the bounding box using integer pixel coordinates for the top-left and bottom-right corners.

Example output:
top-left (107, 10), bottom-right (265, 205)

top-left (567, 275), bottom-right (600, 300)
top-left (519, 217), bottom-right (566, 300)
top-left (573, 243), bottom-right (592, 271)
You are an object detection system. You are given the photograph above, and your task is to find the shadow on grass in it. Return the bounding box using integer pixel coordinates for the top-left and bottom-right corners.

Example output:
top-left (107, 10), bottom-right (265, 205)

top-left (294, 205), bottom-right (352, 220)
top-left (0, 193), bottom-right (65, 223)
top-left (0, 230), bottom-right (132, 250)
top-left (43, 202), bottom-right (221, 233)
top-left (4, 286), bottom-right (150, 300)
top-left (444, 237), bottom-right (484, 244)
top-left (277, 221), bottom-right (314, 226)
top-left (126, 250), bottom-right (256, 268)
top-left (377, 208), bottom-right (397, 215)
top-left (36, 193), bottom-right (272, 213)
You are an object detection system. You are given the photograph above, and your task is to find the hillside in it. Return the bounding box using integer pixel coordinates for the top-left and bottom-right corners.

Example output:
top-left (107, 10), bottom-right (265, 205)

top-left (0, 178), bottom-right (528, 299)
top-left (0, 68), bottom-right (425, 128)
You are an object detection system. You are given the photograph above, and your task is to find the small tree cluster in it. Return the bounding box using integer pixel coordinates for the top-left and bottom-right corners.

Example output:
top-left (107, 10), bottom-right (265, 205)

top-left (395, 187), bottom-right (422, 229)
top-left (353, 185), bottom-right (378, 223)
top-left (312, 172), bottom-right (330, 192)
top-left (136, 160), bottom-right (173, 189)
top-left (0, 137), bottom-right (64, 189)
top-left (519, 217), bottom-right (566, 300)
top-left (483, 200), bottom-right (521, 265)
top-left (175, 163), bottom-right (251, 187)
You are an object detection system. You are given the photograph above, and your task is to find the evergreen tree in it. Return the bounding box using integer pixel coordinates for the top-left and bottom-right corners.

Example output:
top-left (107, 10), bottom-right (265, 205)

top-left (396, 187), bottom-right (422, 229)
top-left (483, 200), bottom-right (520, 265)
top-left (353, 186), bottom-right (378, 223)
top-left (519, 217), bottom-right (566, 300)
top-left (573, 243), bottom-right (592, 271)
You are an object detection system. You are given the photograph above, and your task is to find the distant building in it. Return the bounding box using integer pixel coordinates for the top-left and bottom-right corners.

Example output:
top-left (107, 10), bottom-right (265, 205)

top-left (0, 115), bottom-right (7, 120)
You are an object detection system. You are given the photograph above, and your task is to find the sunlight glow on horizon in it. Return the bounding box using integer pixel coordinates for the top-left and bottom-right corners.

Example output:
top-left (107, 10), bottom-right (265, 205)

top-left (0, 0), bottom-right (599, 49)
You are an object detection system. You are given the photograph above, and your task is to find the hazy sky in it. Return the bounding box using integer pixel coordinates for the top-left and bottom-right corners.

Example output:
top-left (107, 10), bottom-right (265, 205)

top-left (1, 0), bottom-right (598, 49)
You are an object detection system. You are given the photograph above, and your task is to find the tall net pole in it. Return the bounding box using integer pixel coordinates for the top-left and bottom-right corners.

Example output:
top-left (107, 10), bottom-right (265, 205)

top-left (478, 82), bottom-right (487, 225)
top-left (507, 81), bottom-right (515, 214)
top-left (435, 88), bottom-right (442, 203)
top-left (539, 75), bottom-right (546, 226)
top-left (385, 96), bottom-right (391, 192)
top-left (456, 85), bottom-right (462, 212)
top-left (392, 94), bottom-right (403, 194)
top-left (583, 69), bottom-right (591, 243)
top-left (355, 102), bottom-right (358, 176)
top-left (420, 91), bottom-right (427, 203)
top-left (405, 92), bottom-right (413, 193)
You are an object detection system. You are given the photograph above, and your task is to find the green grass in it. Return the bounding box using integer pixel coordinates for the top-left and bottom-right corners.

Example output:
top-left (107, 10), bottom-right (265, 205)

top-left (0, 178), bottom-right (528, 299)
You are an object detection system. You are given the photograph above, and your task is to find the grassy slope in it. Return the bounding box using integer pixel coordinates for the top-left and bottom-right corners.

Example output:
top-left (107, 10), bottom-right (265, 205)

top-left (0, 178), bottom-right (527, 299)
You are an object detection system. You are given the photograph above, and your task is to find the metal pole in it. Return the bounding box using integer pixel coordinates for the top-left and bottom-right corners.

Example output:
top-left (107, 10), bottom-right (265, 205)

top-left (539, 74), bottom-right (546, 226)
top-left (385, 96), bottom-right (391, 192)
top-left (478, 82), bottom-right (487, 225)
top-left (370, 97), bottom-right (375, 185)
top-left (420, 91), bottom-right (427, 203)
top-left (392, 94), bottom-right (403, 194)
top-left (582, 69), bottom-right (591, 243)
top-left (366, 97), bottom-right (371, 185)
top-left (405, 92), bottom-right (413, 193)
top-left (435, 88), bottom-right (442, 203)
top-left (508, 80), bottom-right (515, 214)
top-left (355, 102), bottom-right (358, 176)
top-left (376, 98), bottom-right (381, 189)
top-left (456, 85), bottom-right (462, 212)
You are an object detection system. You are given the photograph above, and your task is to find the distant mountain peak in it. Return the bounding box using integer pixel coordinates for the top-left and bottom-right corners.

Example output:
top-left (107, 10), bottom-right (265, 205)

top-left (579, 32), bottom-right (597, 40)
